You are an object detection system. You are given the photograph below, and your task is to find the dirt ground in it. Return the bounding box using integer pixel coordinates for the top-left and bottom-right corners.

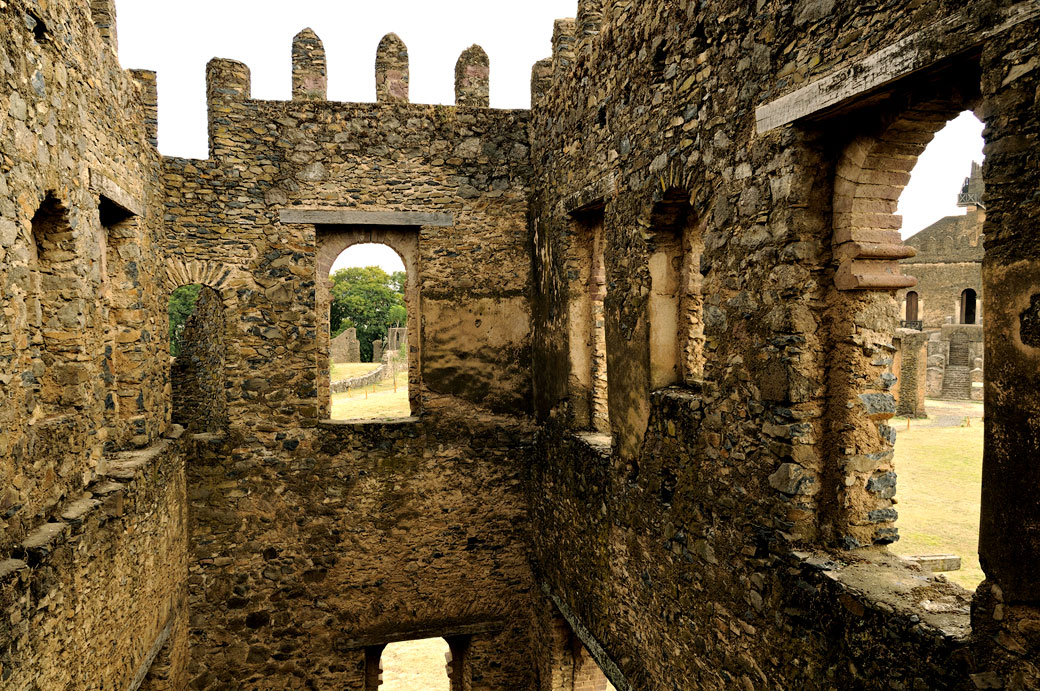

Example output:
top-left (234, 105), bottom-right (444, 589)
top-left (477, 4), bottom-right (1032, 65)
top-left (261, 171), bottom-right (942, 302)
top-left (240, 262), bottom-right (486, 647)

top-left (890, 398), bottom-right (984, 590)
top-left (379, 638), bottom-right (451, 691)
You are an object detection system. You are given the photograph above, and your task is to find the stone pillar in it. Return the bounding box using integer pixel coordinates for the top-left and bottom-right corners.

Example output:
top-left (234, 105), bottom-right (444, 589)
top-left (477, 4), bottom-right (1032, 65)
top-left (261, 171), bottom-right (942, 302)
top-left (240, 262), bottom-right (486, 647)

top-left (978, 23), bottom-right (1040, 604)
top-left (969, 22), bottom-right (1040, 689)
top-left (531, 58), bottom-right (553, 106)
top-left (292, 28), bottom-right (327, 101)
top-left (454, 45), bottom-right (489, 108)
top-left (130, 69), bottom-right (158, 149)
top-left (375, 33), bottom-right (409, 104)
top-left (90, 0), bottom-right (117, 51)
top-left (552, 19), bottom-right (576, 76)
top-left (577, 0), bottom-right (604, 38)
top-left (206, 59), bottom-right (251, 158)
top-left (894, 329), bottom-right (928, 418)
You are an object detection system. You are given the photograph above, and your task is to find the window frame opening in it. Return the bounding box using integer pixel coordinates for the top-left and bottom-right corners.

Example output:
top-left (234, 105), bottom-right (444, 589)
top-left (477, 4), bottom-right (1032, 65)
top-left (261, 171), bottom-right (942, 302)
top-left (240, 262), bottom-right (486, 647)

top-left (316, 228), bottom-right (420, 422)
top-left (647, 188), bottom-right (705, 389)
top-left (827, 93), bottom-right (986, 591)
top-left (566, 205), bottom-right (610, 435)
top-left (97, 193), bottom-right (142, 448)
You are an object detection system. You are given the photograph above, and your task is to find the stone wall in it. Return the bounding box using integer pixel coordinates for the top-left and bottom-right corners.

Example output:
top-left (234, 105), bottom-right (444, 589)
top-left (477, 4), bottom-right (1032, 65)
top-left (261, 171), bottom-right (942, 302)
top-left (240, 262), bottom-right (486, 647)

top-left (162, 38), bottom-right (533, 429)
top-left (186, 415), bottom-right (537, 689)
top-left (0, 0), bottom-right (169, 551)
top-left (0, 1), bottom-right (189, 687)
top-left (0, 438), bottom-right (188, 689)
top-left (528, 0), bottom-right (1039, 688)
top-left (331, 327), bottom-right (361, 363)
top-left (171, 287), bottom-right (227, 433)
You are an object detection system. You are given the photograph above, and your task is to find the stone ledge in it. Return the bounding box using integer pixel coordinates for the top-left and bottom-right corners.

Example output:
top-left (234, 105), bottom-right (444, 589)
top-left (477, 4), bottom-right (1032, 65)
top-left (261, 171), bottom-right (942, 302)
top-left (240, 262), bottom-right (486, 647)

top-left (2, 440), bottom-right (180, 575)
top-left (791, 547), bottom-right (972, 640)
top-left (279, 208), bottom-right (454, 227)
top-left (89, 169), bottom-right (144, 217)
top-left (572, 431), bottom-right (612, 456)
top-left (318, 417), bottom-right (421, 428)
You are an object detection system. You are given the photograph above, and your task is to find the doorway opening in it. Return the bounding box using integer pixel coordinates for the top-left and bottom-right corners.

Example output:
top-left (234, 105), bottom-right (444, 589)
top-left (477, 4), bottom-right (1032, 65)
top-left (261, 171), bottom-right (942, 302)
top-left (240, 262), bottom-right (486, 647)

top-left (378, 638), bottom-right (451, 690)
top-left (887, 110), bottom-right (985, 590)
top-left (168, 284), bottom-right (226, 433)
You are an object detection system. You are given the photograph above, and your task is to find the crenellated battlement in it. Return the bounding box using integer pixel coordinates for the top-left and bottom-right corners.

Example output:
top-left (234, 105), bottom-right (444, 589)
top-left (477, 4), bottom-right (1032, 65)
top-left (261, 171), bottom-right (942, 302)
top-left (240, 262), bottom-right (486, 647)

top-left (292, 28), bottom-right (327, 102)
top-left (204, 27), bottom-right (500, 115)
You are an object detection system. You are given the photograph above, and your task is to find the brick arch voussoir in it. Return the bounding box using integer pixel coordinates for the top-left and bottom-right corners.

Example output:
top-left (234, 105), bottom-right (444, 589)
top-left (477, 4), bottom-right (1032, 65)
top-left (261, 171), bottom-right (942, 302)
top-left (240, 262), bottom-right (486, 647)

top-left (832, 101), bottom-right (968, 291)
top-left (164, 258), bottom-right (247, 306)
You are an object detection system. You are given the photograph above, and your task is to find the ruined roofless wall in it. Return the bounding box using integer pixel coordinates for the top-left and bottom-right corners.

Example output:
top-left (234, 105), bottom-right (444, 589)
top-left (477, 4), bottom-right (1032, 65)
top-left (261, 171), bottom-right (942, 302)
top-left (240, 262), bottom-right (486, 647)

top-left (330, 327), bottom-right (361, 363)
top-left (0, 0), bottom-right (189, 687)
top-left (163, 29), bottom-right (532, 430)
top-left (529, 0), bottom-right (1040, 688)
top-left (164, 30), bottom-right (539, 689)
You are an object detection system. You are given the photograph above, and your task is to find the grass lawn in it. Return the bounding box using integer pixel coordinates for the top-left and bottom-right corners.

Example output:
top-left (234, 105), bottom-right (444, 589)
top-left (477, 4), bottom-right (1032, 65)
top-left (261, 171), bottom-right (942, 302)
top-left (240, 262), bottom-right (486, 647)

top-left (330, 375), bottom-right (410, 420)
top-left (889, 401), bottom-right (984, 590)
top-left (330, 362), bottom-right (381, 381)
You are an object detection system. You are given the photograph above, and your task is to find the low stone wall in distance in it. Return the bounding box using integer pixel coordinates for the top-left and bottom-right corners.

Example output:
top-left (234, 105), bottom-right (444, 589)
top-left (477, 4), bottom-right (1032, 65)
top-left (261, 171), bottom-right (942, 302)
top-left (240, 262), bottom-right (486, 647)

top-left (331, 364), bottom-right (389, 394)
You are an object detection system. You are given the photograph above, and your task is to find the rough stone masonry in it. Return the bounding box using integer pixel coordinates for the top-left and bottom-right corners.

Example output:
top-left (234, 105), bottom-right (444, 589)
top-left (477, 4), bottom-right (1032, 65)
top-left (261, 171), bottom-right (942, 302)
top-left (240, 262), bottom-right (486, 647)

top-left (1, 0), bottom-right (1039, 689)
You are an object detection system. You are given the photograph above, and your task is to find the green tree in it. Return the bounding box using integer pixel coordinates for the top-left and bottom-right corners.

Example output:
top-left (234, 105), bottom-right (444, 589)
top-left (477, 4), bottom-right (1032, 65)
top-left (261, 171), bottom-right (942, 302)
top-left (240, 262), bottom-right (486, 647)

top-left (329, 266), bottom-right (406, 362)
top-left (168, 284), bottom-right (202, 356)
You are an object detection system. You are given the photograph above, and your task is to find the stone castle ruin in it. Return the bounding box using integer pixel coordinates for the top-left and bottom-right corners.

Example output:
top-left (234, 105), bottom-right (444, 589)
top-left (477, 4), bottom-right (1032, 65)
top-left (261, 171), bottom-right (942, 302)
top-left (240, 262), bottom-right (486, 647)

top-left (1, 0), bottom-right (1039, 688)
top-left (331, 327), bottom-right (362, 363)
top-left (894, 162), bottom-right (986, 411)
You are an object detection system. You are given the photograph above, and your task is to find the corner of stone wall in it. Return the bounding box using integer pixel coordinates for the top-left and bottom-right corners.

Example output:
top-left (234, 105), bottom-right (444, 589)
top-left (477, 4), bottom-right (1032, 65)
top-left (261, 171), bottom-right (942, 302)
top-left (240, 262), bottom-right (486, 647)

top-left (552, 19), bottom-right (577, 76)
top-left (130, 69), bottom-right (159, 149)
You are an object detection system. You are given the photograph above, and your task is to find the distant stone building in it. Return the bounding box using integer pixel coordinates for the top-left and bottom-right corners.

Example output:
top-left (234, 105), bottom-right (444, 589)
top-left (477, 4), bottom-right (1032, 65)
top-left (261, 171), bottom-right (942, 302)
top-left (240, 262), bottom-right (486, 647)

top-left (897, 163), bottom-right (984, 402)
top-left (330, 327), bottom-right (361, 363)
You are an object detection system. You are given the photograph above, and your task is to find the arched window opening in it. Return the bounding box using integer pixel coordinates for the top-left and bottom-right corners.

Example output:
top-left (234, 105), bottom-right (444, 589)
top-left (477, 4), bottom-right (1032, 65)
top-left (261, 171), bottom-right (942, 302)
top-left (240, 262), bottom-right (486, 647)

top-left (904, 291), bottom-right (919, 324)
top-left (327, 243), bottom-right (410, 421)
top-left (648, 189), bottom-right (704, 389)
top-left (567, 206), bottom-right (610, 435)
top-left (961, 288), bottom-right (978, 324)
top-left (880, 110), bottom-right (985, 591)
top-left (31, 194), bottom-right (84, 417)
top-left (377, 638), bottom-right (451, 690)
top-left (169, 284), bottom-right (226, 433)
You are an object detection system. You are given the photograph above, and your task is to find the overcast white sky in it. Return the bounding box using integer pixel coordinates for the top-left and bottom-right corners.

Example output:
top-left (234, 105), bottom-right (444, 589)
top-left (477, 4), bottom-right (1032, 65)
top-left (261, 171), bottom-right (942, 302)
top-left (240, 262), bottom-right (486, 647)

top-left (113, 1), bottom-right (985, 274)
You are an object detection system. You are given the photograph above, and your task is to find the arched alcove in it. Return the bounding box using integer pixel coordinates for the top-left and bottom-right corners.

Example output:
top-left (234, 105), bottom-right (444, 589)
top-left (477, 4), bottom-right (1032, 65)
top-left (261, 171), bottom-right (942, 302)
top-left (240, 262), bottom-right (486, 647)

top-left (30, 194), bottom-right (85, 417)
top-left (168, 284), bottom-right (227, 433)
top-left (828, 96), bottom-right (986, 590)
